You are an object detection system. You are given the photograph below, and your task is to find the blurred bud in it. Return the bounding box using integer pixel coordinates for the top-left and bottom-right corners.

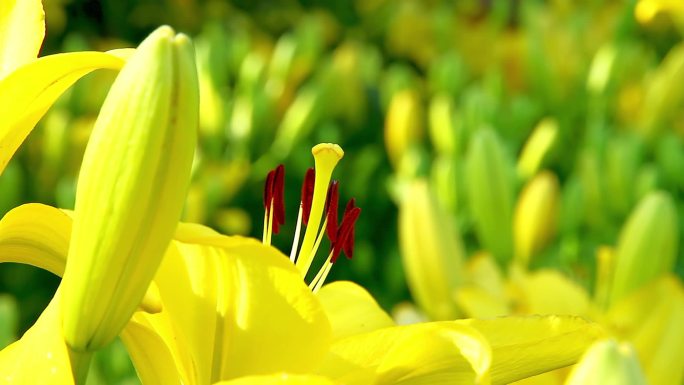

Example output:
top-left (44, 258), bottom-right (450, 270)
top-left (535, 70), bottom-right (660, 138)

top-left (517, 118), bottom-right (558, 181)
top-left (513, 171), bottom-right (560, 267)
top-left (634, 164), bottom-right (660, 202)
top-left (61, 26), bottom-right (199, 351)
top-left (587, 44), bottom-right (617, 96)
top-left (638, 43), bottom-right (684, 137)
top-left (608, 191), bottom-right (678, 306)
top-left (577, 149), bottom-right (607, 231)
top-left (465, 127), bottom-right (515, 266)
top-left (430, 155), bottom-right (459, 215)
top-left (565, 339), bottom-right (647, 385)
top-left (398, 179), bottom-right (464, 320)
top-left (656, 133), bottom-right (684, 189)
top-left (428, 93), bottom-right (459, 156)
top-left (594, 246), bottom-right (616, 310)
top-left (604, 135), bottom-right (643, 217)
top-left (427, 51), bottom-right (468, 98)
top-left (559, 176), bottom-right (583, 235)
top-left (385, 89), bottom-right (424, 169)
top-left (271, 84), bottom-right (323, 159)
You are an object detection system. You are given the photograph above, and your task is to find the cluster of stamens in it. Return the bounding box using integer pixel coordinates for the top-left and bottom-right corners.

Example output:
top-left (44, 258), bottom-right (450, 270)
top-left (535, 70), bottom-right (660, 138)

top-left (262, 144), bottom-right (360, 292)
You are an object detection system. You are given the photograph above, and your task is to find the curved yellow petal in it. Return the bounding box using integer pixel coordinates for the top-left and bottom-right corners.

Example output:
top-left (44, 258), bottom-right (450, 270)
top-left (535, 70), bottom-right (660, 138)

top-left (0, 291), bottom-right (86, 384)
top-left (456, 315), bottom-right (605, 385)
top-left (120, 315), bottom-right (184, 385)
top-left (606, 275), bottom-right (684, 385)
top-left (130, 235), bottom-right (332, 384)
top-left (317, 281), bottom-right (394, 340)
top-left (0, 203), bottom-right (71, 275)
top-left (0, 0), bottom-right (44, 77)
top-left (0, 50), bottom-right (132, 174)
top-left (319, 322), bottom-right (491, 385)
top-left (213, 373), bottom-right (337, 385)
top-left (509, 269), bottom-right (590, 316)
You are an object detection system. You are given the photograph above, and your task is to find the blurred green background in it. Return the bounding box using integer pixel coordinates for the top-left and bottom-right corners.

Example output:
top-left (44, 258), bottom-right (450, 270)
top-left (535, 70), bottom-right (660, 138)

top-left (1, 0), bottom-right (684, 383)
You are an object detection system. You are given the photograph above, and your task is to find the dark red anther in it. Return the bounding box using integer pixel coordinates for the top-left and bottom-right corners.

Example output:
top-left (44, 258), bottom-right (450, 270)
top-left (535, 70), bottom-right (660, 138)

top-left (263, 169), bottom-right (275, 209)
top-left (325, 181), bottom-right (339, 242)
top-left (272, 164), bottom-right (285, 234)
top-left (301, 168), bottom-right (315, 225)
top-left (331, 199), bottom-right (360, 263)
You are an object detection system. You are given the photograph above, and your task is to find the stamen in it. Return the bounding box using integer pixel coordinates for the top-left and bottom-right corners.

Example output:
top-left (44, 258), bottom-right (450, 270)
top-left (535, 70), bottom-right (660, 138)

top-left (262, 164), bottom-right (285, 244)
top-left (301, 168), bottom-right (315, 225)
top-left (325, 181), bottom-right (339, 242)
top-left (289, 205), bottom-right (304, 262)
top-left (295, 144), bottom-right (344, 276)
top-left (331, 199), bottom-right (360, 263)
top-left (272, 164), bottom-right (285, 234)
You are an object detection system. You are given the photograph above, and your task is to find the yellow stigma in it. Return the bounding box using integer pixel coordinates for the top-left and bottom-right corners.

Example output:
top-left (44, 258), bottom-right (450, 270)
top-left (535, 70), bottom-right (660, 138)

top-left (295, 143), bottom-right (344, 276)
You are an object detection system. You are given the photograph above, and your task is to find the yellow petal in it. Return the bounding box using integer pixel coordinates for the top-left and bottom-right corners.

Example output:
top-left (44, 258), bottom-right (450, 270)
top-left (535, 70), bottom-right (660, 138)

top-left (319, 322), bottom-right (491, 385)
top-left (456, 315), bottom-right (605, 385)
top-left (130, 234), bottom-right (332, 384)
top-left (606, 275), bottom-right (684, 385)
top-left (455, 285), bottom-right (510, 319)
top-left (213, 374), bottom-right (337, 385)
top-left (0, 291), bottom-right (85, 384)
top-left (0, 0), bottom-right (44, 77)
top-left (0, 203), bottom-right (71, 275)
top-left (509, 269), bottom-right (590, 316)
top-left (0, 50), bottom-right (131, 174)
top-left (120, 316), bottom-right (184, 385)
top-left (317, 281), bottom-right (394, 340)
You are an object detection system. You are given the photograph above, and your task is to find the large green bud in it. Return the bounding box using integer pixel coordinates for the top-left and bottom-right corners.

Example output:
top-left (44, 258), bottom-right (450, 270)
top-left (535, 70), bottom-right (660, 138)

top-left (399, 180), bottom-right (464, 320)
top-left (61, 26), bottom-right (199, 351)
top-left (608, 191), bottom-right (678, 306)
top-left (465, 127), bottom-right (515, 266)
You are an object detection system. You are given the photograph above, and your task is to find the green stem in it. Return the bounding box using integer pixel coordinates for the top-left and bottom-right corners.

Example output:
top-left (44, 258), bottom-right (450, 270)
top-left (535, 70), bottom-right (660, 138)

top-left (68, 346), bottom-right (93, 385)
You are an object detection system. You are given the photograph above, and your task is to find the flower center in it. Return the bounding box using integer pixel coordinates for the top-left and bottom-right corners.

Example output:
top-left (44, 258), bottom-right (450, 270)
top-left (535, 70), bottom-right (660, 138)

top-left (262, 143), bottom-right (361, 292)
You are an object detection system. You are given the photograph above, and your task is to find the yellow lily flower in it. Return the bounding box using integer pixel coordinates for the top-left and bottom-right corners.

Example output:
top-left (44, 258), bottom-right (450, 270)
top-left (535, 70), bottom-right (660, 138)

top-left (1, 142), bottom-right (604, 384)
top-left (0, 20), bottom-right (198, 383)
top-left (0, 0), bottom-right (134, 176)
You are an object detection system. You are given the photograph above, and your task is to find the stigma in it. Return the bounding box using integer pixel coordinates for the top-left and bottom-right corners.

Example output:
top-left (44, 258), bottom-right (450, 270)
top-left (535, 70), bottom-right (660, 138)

top-left (262, 143), bottom-right (360, 292)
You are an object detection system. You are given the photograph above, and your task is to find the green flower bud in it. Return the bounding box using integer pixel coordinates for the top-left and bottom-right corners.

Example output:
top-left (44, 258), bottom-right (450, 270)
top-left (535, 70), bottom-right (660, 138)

top-left (465, 127), bottom-right (515, 266)
top-left (399, 179), bottom-right (464, 320)
top-left (608, 191), bottom-right (678, 306)
top-left (61, 26), bottom-right (199, 351)
top-left (566, 339), bottom-right (647, 385)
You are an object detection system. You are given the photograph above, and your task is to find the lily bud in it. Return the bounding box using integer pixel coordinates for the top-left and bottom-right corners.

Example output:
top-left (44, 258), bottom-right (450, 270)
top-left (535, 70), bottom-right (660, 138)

top-left (61, 26), bottom-right (199, 351)
top-left (399, 180), bottom-right (464, 320)
top-left (608, 191), bottom-right (678, 306)
top-left (385, 89), bottom-right (423, 169)
top-left (465, 127), bottom-right (515, 266)
top-left (565, 339), bottom-right (647, 385)
top-left (513, 171), bottom-right (560, 267)
top-left (516, 118), bottom-right (558, 181)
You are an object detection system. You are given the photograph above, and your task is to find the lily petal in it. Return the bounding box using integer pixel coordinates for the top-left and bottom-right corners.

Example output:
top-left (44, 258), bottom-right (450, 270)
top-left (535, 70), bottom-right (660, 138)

top-left (126, 234), bottom-right (332, 384)
top-left (213, 373), bottom-right (337, 385)
top-left (318, 322), bottom-right (491, 385)
top-left (606, 275), bottom-right (684, 385)
top-left (0, 203), bottom-right (71, 275)
top-left (509, 269), bottom-right (590, 316)
top-left (0, 0), bottom-right (44, 77)
top-left (456, 315), bottom-right (605, 385)
top-left (0, 50), bottom-right (133, 174)
top-left (317, 281), bottom-right (394, 340)
top-left (0, 291), bottom-right (80, 384)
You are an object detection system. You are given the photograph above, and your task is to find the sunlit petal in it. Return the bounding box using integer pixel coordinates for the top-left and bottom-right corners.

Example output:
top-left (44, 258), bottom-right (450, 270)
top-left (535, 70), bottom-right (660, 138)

top-left (0, 50), bottom-right (133, 174)
top-left (317, 281), bottom-right (394, 340)
top-left (0, 0), bottom-right (44, 77)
